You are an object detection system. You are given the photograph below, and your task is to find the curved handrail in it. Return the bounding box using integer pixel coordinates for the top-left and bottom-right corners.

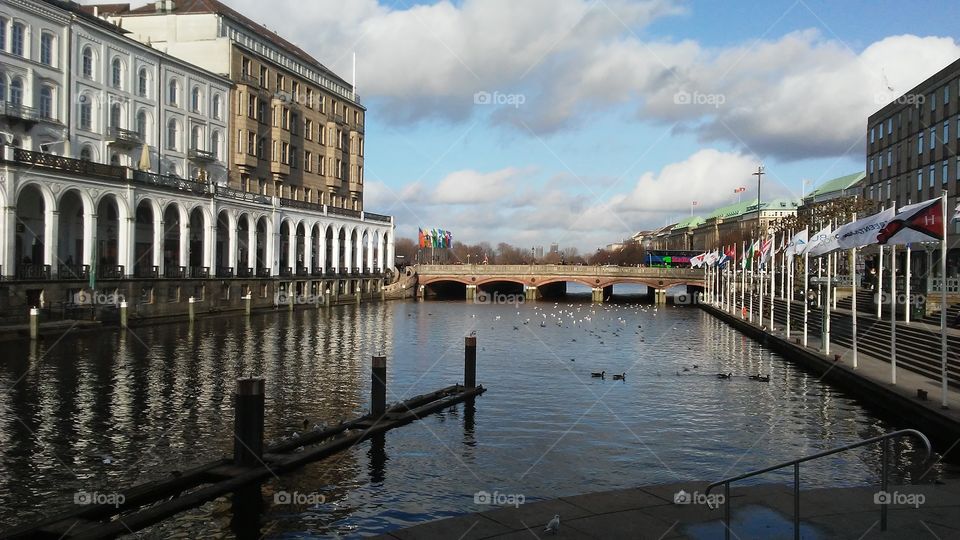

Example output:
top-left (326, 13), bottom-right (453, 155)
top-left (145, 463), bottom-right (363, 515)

top-left (705, 429), bottom-right (931, 494)
top-left (705, 429), bottom-right (930, 540)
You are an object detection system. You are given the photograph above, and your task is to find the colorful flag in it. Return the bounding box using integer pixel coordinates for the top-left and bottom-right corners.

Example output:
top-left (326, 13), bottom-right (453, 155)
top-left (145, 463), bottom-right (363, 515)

top-left (786, 229), bottom-right (808, 262)
top-left (806, 225), bottom-right (834, 257)
top-left (835, 207), bottom-right (895, 250)
top-left (877, 198), bottom-right (944, 245)
top-left (953, 203), bottom-right (960, 222)
top-left (690, 253), bottom-right (706, 268)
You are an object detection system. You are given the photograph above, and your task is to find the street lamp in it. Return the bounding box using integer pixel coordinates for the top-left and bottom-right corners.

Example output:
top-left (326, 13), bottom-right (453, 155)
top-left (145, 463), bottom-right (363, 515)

top-left (752, 165), bottom-right (765, 241)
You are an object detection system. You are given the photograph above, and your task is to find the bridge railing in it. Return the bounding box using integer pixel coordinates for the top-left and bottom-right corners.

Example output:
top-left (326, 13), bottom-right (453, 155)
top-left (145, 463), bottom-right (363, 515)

top-left (415, 264), bottom-right (704, 278)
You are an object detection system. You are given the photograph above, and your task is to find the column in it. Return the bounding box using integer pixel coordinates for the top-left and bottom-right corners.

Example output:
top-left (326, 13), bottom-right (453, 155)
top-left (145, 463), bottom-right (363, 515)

top-left (344, 231), bottom-right (352, 274)
top-left (303, 226), bottom-right (313, 273)
top-left (204, 218), bottom-right (215, 270)
top-left (318, 228), bottom-right (327, 274)
top-left (82, 213), bottom-right (97, 268)
top-left (366, 234), bottom-right (374, 273)
top-left (178, 218), bottom-right (189, 268)
top-left (376, 233), bottom-right (385, 272)
top-left (153, 215), bottom-right (164, 274)
top-left (228, 216), bottom-right (238, 273)
top-left (592, 287), bottom-right (604, 303)
top-left (286, 225), bottom-right (296, 273)
top-left (386, 232), bottom-right (395, 271)
top-left (525, 285), bottom-right (538, 301)
top-left (268, 217), bottom-right (279, 275)
top-left (466, 284), bottom-right (477, 301)
top-left (46, 210), bottom-right (59, 277)
top-left (3, 204), bottom-right (16, 277)
top-left (355, 234), bottom-right (363, 273)
top-left (246, 220), bottom-right (256, 271)
top-left (119, 213), bottom-right (134, 277)
top-left (331, 230), bottom-right (340, 273)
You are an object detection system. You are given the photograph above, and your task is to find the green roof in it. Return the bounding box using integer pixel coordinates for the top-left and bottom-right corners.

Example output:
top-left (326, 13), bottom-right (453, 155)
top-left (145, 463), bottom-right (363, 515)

top-left (705, 198), bottom-right (759, 220)
top-left (671, 216), bottom-right (705, 230)
top-left (807, 172), bottom-right (866, 198)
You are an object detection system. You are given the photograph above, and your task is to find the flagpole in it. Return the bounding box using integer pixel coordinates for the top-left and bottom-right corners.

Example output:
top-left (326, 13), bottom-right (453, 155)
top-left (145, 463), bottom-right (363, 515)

top-left (741, 241), bottom-right (746, 318)
top-left (877, 244), bottom-right (884, 319)
top-left (803, 249), bottom-right (809, 347)
top-left (890, 244), bottom-right (897, 385)
top-left (851, 213), bottom-right (858, 369)
top-left (825, 225), bottom-right (832, 355)
top-left (770, 231), bottom-right (776, 330)
top-left (905, 245), bottom-right (911, 324)
top-left (786, 239), bottom-right (792, 339)
top-left (759, 241), bottom-right (764, 326)
top-left (940, 189), bottom-right (948, 408)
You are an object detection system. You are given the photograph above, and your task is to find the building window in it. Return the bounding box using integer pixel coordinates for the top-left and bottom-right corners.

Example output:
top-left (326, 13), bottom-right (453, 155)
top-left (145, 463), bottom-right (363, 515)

top-left (9, 77), bottom-right (22, 106)
top-left (957, 156), bottom-right (960, 182)
top-left (167, 119), bottom-right (179, 150)
top-left (259, 65), bottom-right (267, 87)
top-left (886, 118), bottom-right (892, 136)
top-left (929, 165), bottom-right (935, 187)
top-left (917, 170), bottom-right (922, 192)
top-left (138, 68), bottom-right (148, 97)
top-left (305, 119), bottom-right (312, 140)
top-left (944, 121), bottom-right (950, 144)
top-left (168, 79), bottom-right (179, 105)
top-left (110, 102), bottom-right (121, 128)
top-left (281, 142), bottom-right (289, 164)
top-left (241, 57), bottom-right (251, 77)
top-left (39, 86), bottom-right (53, 119)
top-left (82, 47), bottom-right (93, 79)
top-left (869, 126), bottom-right (874, 144)
top-left (319, 96), bottom-right (325, 113)
top-left (79, 98), bottom-right (92, 130)
top-left (212, 94), bottom-right (222, 119)
top-left (930, 128), bottom-right (935, 150)
top-left (40, 33), bottom-right (54, 65)
top-left (246, 131), bottom-right (255, 154)
top-left (304, 150), bottom-right (312, 172)
top-left (257, 137), bottom-right (265, 158)
top-left (276, 73), bottom-right (284, 91)
top-left (918, 132), bottom-right (923, 154)
top-left (80, 145), bottom-right (92, 161)
top-left (878, 152), bottom-right (883, 169)
top-left (11, 22), bottom-right (24, 56)
top-left (0, 18), bottom-right (6, 52)
top-left (191, 87), bottom-right (201, 113)
top-left (869, 158), bottom-right (874, 174)
top-left (885, 180), bottom-right (890, 199)
top-left (191, 126), bottom-right (202, 151)
top-left (946, 85), bottom-right (951, 105)
top-left (320, 156), bottom-right (326, 175)
top-left (111, 58), bottom-right (123, 89)
top-left (0, 78), bottom-right (5, 102)
top-left (944, 160), bottom-right (949, 185)
top-left (886, 149), bottom-right (891, 169)
top-left (306, 88), bottom-right (313, 108)
top-left (212, 131), bottom-right (221, 160)
top-left (878, 123), bottom-right (883, 140)
top-left (136, 110), bottom-right (147, 139)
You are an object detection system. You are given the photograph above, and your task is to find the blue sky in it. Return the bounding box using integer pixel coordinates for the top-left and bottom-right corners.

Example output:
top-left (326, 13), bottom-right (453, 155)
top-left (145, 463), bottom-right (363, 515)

top-left (121, 0), bottom-right (960, 251)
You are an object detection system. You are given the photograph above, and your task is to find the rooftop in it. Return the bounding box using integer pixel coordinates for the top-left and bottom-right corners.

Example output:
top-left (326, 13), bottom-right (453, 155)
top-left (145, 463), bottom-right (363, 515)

top-left (805, 171), bottom-right (866, 200)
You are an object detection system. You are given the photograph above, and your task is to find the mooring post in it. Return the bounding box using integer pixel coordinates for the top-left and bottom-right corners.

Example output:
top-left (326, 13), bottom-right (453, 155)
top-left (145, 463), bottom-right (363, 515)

top-left (324, 288), bottom-right (331, 308)
top-left (465, 335), bottom-right (477, 388)
top-left (120, 300), bottom-right (128, 328)
top-left (371, 355), bottom-right (387, 417)
top-left (244, 294), bottom-right (252, 316)
top-left (233, 377), bottom-right (265, 467)
top-left (29, 307), bottom-right (39, 340)
top-left (188, 296), bottom-right (196, 322)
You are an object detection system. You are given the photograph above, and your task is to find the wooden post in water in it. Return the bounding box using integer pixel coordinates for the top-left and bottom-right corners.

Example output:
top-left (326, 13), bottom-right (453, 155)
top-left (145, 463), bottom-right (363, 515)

top-left (465, 335), bottom-right (477, 388)
top-left (120, 300), bottom-right (128, 328)
top-left (188, 296), bottom-right (196, 322)
top-left (244, 294), bottom-right (252, 316)
top-left (233, 378), bottom-right (265, 467)
top-left (29, 307), bottom-right (39, 340)
top-left (371, 356), bottom-right (387, 417)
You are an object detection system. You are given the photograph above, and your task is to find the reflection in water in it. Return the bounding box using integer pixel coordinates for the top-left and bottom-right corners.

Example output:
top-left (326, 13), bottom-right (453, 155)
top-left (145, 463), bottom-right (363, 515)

top-left (0, 294), bottom-right (953, 537)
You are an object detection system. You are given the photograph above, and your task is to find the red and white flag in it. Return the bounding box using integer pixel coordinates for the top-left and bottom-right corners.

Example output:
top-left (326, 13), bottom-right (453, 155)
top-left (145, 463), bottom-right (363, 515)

top-left (877, 198), bottom-right (943, 245)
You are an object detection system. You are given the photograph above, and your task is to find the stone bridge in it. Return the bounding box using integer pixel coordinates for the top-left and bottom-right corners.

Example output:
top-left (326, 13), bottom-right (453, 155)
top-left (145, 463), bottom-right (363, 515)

top-left (414, 264), bottom-right (705, 302)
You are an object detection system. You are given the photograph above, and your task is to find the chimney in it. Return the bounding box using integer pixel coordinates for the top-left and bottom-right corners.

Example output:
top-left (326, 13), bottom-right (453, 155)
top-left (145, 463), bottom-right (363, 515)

top-left (155, 0), bottom-right (176, 13)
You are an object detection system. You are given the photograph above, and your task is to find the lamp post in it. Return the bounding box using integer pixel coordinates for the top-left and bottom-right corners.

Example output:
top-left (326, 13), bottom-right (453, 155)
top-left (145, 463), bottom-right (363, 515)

top-left (752, 165), bottom-right (765, 242)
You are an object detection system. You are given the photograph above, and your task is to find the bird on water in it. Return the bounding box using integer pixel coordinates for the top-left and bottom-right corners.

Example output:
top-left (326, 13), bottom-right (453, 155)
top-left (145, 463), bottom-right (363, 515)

top-left (544, 514), bottom-right (560, 534)
top-left (591, 370), bottom-right (605, 378)
top-left (612, 373), bottom-right (626, 380)
top-left (716, 373), bottom-right (732, 379)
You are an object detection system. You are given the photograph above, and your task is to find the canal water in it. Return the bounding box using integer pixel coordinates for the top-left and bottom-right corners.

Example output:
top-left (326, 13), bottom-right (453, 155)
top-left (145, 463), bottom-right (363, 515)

top-left (0, 291), bottom-right (951, 537)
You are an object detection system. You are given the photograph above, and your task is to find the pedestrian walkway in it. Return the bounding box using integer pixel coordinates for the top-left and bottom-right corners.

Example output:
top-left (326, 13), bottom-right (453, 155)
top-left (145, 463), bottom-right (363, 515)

top-left (376, 481), bottom-right (960, 539)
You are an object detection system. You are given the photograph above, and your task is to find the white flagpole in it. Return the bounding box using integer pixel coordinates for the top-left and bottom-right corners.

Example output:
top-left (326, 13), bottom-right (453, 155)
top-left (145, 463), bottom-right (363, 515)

top-left (749, 259), bottom-right (754, 323)
top-left (877, 245), bottom-right (884, 319)
top-left (759, 242), bottom-right (765, 326)
top-left (832, 251), bottom-right (838, 310)
top-left (770, 231), bottom-right (776, 330)
top-left (890, 244), bottom-right (897, 385)
top-left (787, 247), bottom-right (792, 339)
top-left (803, 249), bottom-right (809, 347)
top-left (741, 241), bottom-right (746, 318)
top-left (850, 212), bottom-right (858, 369)
top-left (905, 245), bottom-right (911, 324)
top-left (825, 235), bottom-right (832, 355)
top-left (940, 189), bottom-right (949, 408)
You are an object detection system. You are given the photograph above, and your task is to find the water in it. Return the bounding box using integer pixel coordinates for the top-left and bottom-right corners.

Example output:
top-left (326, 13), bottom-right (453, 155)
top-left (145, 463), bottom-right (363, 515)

top-left (0, 293), bottom-right (949, 537)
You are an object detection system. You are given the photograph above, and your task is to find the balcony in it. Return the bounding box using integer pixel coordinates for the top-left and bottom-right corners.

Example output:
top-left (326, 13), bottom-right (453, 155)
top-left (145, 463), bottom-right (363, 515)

top-left (237, 267), bottom-right (254, 278)
top-left (216, 266), bottom-right (234, 278)
top-left (0, 102), bottom-right (59, 127)
top-left (327, 205), bottom-right (362, 219)
top-left (215, 184), bottom-right (271, 205)
top-left (188, 148), bottom-right (218, 164)
top-left (16, 264), bottom-right (51, 280)
top-left (279, 197), bottom-right (323, 213)
top-left (364, 212), bottom-right (391, 224)
top-left (333, 113), bottom-right (346, 125)
top-left (348, 180), bottom-right (362, 193)
top-left (7, 148), bottom-right (126, 180)
top-left (107, 127), bottom-right (143, 149)
top-left (256, 267), bottom-right (271, 278)
top-left (133, 170), bottom-right (209, 196)
top-left (58, 264), bottom-right (90, 280)
top-left (325, 176), bottom-right (342, 190)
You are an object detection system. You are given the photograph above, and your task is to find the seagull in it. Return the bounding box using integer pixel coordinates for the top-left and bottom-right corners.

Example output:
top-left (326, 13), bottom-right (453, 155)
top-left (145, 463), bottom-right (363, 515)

top-left (544, 514), bottom-right (560, 534)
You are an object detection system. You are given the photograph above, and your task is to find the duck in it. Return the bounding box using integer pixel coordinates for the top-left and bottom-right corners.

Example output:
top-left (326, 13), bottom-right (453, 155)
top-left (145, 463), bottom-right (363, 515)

top-left (716, 373), bottom-right (732, 379)
top-left (749, 374), bottom-right (771, 382)
top-left (591, 371), bottom-right (605, 378)
top-left (682, 367), bottom-right (690, 372)
top-left (612, 373), bottom-right (626, 381)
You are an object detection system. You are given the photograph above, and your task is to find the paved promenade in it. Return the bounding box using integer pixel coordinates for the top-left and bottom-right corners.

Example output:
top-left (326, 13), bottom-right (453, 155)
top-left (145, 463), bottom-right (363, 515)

top-left (376, 481), bottom-right (960, 539)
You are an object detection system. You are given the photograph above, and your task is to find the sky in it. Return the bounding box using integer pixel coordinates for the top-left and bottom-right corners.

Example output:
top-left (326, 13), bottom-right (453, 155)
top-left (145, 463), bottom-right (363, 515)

top-left (106, 0), bottom-right (960, 251)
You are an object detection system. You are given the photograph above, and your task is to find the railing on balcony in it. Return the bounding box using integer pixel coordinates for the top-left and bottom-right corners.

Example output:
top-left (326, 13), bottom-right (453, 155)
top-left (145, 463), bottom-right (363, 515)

top-left (239, 72), bottom-right (262, 88)
top-left (98, 265), bottom-right (125, 279)
top-left (58, 264), bottom-right (90, 280)
top-left (215, 185), bottom-right (270, 205)
top-left (134, 265), bottom-right (159, 278)
top-left (216, 266), bottom-right (234, 278)
top-left (327, 205), bottom-right (362, 219)
top-left (257, 267), bottom-right (271, 278)
top-left (133, 170), bottom-right (210, 195)
top-left (9, 147), bottom-right (125, 180)
top-left (279, 267), bottom-right (293, 277)
top-left (1, 102), bottom-right (41, 123)
top-left (17, 264), bottom-right (51, 280)
top-left (296, 267), bottom-right (308, 277)
top-left (107, 127), bottom-right (143, 148)
top-left (237, 267), bottom-right (254, 278)
top-left (364, 212), bottom-right (391, 223)
top-left (312, 267), bottom-right (323, 276)
top-left (188, 148), bottom-right (218, 163)
top-left (333, 113), bottom-right (346, 124)
top-left (165, 266), bottom-right (186, 279)
top-left (190, 266), bottom-right (210, 279)
top-left (279, 197), bottom-right (324, 213)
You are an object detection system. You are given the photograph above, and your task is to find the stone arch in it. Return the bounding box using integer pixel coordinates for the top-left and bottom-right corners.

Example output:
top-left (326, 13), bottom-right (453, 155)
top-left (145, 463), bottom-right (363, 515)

top-left (215, 208), bottom-right (236, 273)
top-left (14, 182), bottom-right (54, 276)
top-left (162, 201), bottom-right (187, 274)
top-left (95, 192), bottom-right (128, 276)
top-left (133, 197), bottom-right (161, 277)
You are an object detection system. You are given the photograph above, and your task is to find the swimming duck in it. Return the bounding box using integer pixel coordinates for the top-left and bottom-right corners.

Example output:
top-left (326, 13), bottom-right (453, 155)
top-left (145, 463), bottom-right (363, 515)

top-left (612, 373), bottom-right (626, 381)
top-left (591, 371), bottom-right (605, 378)
top-left (716, 373), bottom-right (732, 379)
top-left (749, 374), bottom-right (770, 382)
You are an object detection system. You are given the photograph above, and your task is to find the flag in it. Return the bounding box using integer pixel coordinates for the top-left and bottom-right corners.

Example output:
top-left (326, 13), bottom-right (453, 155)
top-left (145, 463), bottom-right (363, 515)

top-left (720, 245), bottom-right (735, 267)
top-left (744, 240), bottom-right (758, 269)
top-left (835, 207), bottom-right (896, 250)
top-left (806, 225), bottom-right (834, 257)
top-left (759, 237), bottom-right (773, 262)
top-left (418, 228), bottom-right (426, 248)
top-left (877, 198), bottom-right (944, 245)
top-left (734, 187), bottom-right (746, 194)
top-left (705, 251), bottom-right (720, 266)
top-left (786, 229), bottom-right (808, 262)
top-left (954, 203), bottom-right (960, 222)
top-left (690, 253), bottom-right (706, 268)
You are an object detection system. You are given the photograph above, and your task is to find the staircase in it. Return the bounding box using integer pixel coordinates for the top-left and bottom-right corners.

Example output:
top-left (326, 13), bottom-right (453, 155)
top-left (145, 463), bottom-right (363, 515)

top-left (921, 303), bottom-right (960, 329)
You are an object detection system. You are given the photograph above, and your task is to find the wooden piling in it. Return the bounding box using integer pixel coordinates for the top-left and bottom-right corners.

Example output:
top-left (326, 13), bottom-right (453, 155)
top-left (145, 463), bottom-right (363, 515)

top-left (29, 308), bottom-right (39, 340)
top-left (244, 294), bottom-right (251, 316)
top-left (371, 356), bottom-right (387, 417)
top-left (233, 378), bottom-right (265, 467)
top-left (465, 335), bottom-right (477, 388)
top-left (120, 300), bottom-right (128, 328)
top-left (188, 296), bottom-right (196, 322)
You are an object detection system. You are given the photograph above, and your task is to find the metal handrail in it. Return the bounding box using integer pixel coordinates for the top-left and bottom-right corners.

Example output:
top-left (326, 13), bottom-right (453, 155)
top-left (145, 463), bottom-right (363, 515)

top-left (705, 429), bottom-right (931, 540)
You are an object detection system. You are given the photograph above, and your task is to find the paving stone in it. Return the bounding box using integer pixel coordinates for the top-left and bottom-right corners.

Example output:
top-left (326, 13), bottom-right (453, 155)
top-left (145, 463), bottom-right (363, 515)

top-left (480, 498), bottom-right (592, 532)
top-left (560, 487), bottom-right (670, 515)
top-left (387, 514), bottom-right (511, 540)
